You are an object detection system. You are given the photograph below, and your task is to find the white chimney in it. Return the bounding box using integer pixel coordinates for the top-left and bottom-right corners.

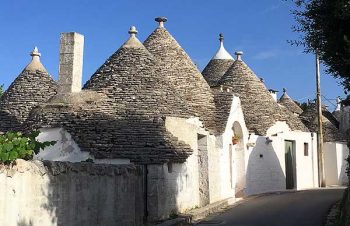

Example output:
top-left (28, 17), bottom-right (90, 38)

top-left (58, 32), bottom-right (84, 93)
top-left (269, 89), bottom-right (278, 102)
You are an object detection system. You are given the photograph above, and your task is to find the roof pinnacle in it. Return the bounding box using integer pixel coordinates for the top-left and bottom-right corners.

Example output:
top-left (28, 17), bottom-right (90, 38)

top-left (128, 26), bottom-right (138, 37)
top-left (219, 33), bottom-right (224, 43)
top-left (283, 88), bottom-right (286, 93)
top-left (30, 47), bottom-right (41, 58)
top-left (235, 51), bottom-right (243, 61)
top-left (155, 17), bottom-right (167, 28)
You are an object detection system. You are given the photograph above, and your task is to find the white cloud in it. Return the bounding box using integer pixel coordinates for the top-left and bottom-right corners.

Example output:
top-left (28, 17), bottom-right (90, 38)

top-left (252, 50), bottom-right (278, 60)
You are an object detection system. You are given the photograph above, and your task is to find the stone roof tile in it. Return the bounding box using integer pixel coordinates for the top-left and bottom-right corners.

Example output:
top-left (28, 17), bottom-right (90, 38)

top-left (278, 88), bottom-right (303, 115)
top-left (299, 103), bottom-right (347, 142)
top-left (217, 57), bottom-right (308, 135)
top-left (143, 21), bottom-right (217, 133)
top-left (0, 47), bottom-right (57, 132)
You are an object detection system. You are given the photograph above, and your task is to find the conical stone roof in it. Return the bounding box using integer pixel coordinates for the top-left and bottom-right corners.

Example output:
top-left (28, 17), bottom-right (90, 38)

top-left (299, 103), bottom-right (347, 142)
top-left (0, 47), bottom-right (57, 132)
top-left (202, 34), bottom-right (234, 87)
top-left (27, 27), bottom-right (193, 163)
top-left (84, 26), bottom-right (190, 118)
top-left (143, 17), bottom-right (216, 132)
top-left (278, 88), bottom-right (303, 115)
top-left (217, 53), bottom-right (308, 135)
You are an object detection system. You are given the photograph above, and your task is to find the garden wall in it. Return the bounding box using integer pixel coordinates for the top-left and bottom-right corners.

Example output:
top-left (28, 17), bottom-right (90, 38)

top-left (0, 160), bottom-right (144, 226)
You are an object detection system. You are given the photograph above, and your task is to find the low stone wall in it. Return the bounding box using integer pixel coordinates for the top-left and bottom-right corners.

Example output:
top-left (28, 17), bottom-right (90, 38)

top-left (0, 160), bottom-right (144, 226)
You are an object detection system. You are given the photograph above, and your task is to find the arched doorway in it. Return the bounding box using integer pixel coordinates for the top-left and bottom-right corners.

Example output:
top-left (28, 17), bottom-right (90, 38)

top-left (232, 121), bottom-right (246, 197)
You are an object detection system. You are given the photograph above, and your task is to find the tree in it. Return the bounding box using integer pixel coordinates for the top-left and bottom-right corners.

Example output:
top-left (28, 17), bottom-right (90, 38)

top-left (0, 84), bottom-right (3, 97)
top-left (290, 0), bottom-right (350, 91)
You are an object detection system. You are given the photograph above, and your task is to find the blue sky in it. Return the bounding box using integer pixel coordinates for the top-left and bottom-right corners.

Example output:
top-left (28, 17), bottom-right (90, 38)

top-left (0, 0), bottom-right (345, 110)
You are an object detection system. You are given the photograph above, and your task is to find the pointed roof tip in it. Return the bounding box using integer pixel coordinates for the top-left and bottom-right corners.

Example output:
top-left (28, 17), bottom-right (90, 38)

top-left (122, 25), bottom-right (145, 49)
top-left (24, 46), bottom-right (47, 73)
top-left (212, 33), bottom-right (234, 60)
top-left (219, 33), bottom-right (224, 42)
top-left (155, 16), bottom-right (167, 28)
top-left (30, 46), bottom-right (41, 57)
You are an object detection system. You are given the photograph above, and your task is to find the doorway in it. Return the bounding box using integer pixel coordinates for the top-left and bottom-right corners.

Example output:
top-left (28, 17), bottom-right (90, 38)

top-left (285, 140), bottom-right (296, 189)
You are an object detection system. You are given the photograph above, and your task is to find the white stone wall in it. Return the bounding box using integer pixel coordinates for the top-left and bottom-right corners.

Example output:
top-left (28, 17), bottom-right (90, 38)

top-left (37, 128), bottom-right (130, 164)
top-left (245, 122), bottom-right (318, 195)
top-left (324, 142), bottom-right (349, 186)
top-left (162, 117), bottom-right (214, 208)
top-left (218, 96), bottom-right (249, 199)
top-left (153, 96), bottom-right (249, 219)
top-left (0, 160), bottom-right (144, 226)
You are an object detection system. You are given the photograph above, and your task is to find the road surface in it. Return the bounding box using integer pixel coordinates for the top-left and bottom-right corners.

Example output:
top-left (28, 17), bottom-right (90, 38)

top-left (195, 188), bottom-right (345, 226)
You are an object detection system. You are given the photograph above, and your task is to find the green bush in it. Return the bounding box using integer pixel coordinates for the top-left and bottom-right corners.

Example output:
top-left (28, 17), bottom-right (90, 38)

top-left (0, 131), bottom-right (56, 164)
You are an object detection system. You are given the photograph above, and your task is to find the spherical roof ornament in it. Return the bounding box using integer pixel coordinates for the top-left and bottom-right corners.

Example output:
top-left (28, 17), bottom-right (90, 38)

top-left (155, 16), bottom-right (167, 28)
top-left (128, 26), bottom-right (138, 37)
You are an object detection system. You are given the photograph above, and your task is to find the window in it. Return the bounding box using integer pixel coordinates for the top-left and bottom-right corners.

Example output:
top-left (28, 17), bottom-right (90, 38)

top-left (167, 162), bottom-right (173, 173)
top-left (304, 143), bottom-right (309, 156)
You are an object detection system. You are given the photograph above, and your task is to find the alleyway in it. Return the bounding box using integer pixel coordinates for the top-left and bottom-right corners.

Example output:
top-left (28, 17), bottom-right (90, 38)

top-left (195, 188), bottom-right (345, 226)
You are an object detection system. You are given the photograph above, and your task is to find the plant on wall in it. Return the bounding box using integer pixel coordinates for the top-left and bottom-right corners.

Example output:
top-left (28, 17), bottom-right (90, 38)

top-left (232, 134), bottom-right (241, 145)
top-left (0, 131), bottom-right (56, 164)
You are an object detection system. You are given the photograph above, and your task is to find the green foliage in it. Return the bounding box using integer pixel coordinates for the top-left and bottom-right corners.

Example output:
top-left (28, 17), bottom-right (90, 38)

top-left (0, 84), bottom-right (4, 97)
top-left (0, 131), bottom-right (56, 164)
top-left (342, 95), bottom-right (350, 106)
top-left (290, 0), bottom-right (350, 91)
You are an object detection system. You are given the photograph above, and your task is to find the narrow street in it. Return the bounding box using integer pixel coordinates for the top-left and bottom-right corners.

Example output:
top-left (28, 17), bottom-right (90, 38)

top-left (195, 188), bottom-right (345, 226)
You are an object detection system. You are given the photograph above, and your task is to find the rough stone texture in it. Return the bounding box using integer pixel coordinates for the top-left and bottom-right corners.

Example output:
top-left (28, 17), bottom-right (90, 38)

top-left (0, 67), bottom-right (57, 132)
top-left (299, 103), bottom-right (347, 142)
top-left (202, 59), bottom-right (234, 87)
top-left (211, 88), bottom-right (235, 134)
top-left (143, 27), bottom-right (217, 134)
top-left (0, 159), bottom-right (144, 226)
top-left (26, 35), bottom-right (193, 163)
top-left (278, 92), bottom-right (303, 115)
top-left (58, 32), bottom-right (84, 93)
top-left (217, 60), bottom-right (308, 135)
top-left (198, 134), bottom-right (210, 207)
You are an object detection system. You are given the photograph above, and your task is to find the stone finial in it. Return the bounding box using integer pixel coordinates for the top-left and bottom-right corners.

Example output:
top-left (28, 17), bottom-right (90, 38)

top-left (155, 17), bottom-right (167, 28)
top-left (283, 88), bottom-right (286, 93)
top-left (219, 33), bottom-right (224, 43)
top-left (30, 47), bottom-right (41, 58)
top-left (235, 51), bottom-right (243, 61)
top-left (128, 26), bottom-right (138, 37)
top-left (260, 77), bottom-right (264, 83)
top-left (24, 47), bottom-right (47, 72)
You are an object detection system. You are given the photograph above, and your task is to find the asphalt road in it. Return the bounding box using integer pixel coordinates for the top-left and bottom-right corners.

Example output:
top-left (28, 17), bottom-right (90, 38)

top-left (195, 188), bottom-right (345, 226)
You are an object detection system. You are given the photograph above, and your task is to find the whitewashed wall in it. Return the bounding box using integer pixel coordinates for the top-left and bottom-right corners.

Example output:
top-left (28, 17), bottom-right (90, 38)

top-left (36, 128), bottom-right (130, 164)
top-left (0, 160), bottom-right (144, 226)
top-left (154, 116), bottom-right (216, 218)
top-left (245, 122), bottom-right (318, 195)
top-left (324, 142), bottom-right (349, 186)
top-left (218, 96), bottom-right (249, 199)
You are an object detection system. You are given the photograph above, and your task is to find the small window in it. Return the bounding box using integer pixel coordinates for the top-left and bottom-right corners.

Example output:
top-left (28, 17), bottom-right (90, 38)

top-left (167, 162), bottom-right (173, 173)
top-left (304, 143), bottom-right (309, 156)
